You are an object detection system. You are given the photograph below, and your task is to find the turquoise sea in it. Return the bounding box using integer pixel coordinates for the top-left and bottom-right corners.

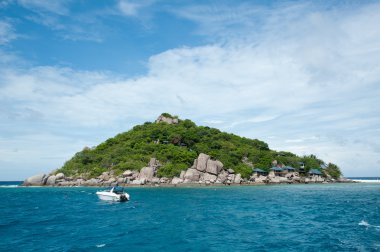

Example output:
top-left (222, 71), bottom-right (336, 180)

top-left (1, 183), bottom-right (379, 251)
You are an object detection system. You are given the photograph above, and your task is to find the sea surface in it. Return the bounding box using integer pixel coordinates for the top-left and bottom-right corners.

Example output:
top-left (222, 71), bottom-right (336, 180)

top-left (1, 182), bottom-right (379, 251)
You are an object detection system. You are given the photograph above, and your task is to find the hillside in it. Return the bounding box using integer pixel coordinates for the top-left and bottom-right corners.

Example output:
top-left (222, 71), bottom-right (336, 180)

top-left (56, 113), bottom-right (342, 179)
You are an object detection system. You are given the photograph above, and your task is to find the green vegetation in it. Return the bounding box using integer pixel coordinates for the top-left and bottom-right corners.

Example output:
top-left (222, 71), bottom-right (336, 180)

top-left (325, 163), bottom-right (342, 179)
top-left (56, 114), bottom-right (342, 179)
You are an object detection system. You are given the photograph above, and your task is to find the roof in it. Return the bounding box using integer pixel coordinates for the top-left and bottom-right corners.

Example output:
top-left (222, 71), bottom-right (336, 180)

top-left (270, 167), bottom-right (283, 172)
top-left (309, 169), bottom-right (322, 175)
top-left (284, 166), bottom-right (295, 170)
top-left (253, 168), bottom-right (266, 172)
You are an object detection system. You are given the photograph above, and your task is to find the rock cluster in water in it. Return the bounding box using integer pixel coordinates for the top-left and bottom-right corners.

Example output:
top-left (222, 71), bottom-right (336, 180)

top-left (22, 153), bottom-right (349, 187)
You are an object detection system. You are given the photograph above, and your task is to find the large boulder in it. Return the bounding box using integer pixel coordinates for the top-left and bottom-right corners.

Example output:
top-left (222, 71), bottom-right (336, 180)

top-left (184, 168), bottom-right (201, 182)
top-left (148, 158), bottom-right (161, 169)
top-left (203, 173), bottom-right (217, 183)
top-left (234, 173), bottom-right (242, 184)
top-left (123, 170), bottom-right (133, 177)
top-left (46, 175), bottom-right (57, 186)
top-left (98, 172), bottom-right (110, 181)
top-left (196, 153), bottom-right (210, 172)
top-left (179, 170), bottom-right (186, 180)
top-left (205, 160), bottom-right (223, 175)
top-left (23, 174), bottom-right (47, 186)
top-left (132, 178), bottom-right (146, 185)
top-left (217, 170), bottom-right (228, 183)
top-left (254, 175), bottom-right (268, 183)
top-left (138, 167), bottom-right (155, 181)
top-left (84, 178), bottom-right (100, 186)
top-left (117, 177), bottom-right (126, 183)
top-left (55, 173), bottom-right (65, 180)
top-left (171, 177), bottom-right (183, 185)
top-left (155, 115), bottom-right (179, 124)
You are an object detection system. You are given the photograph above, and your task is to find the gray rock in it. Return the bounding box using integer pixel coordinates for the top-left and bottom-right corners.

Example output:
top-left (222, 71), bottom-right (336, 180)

top-left (205, 160), bottom-right (223, 175)
top-left (203, 173), bottom-right (217, 183)
top-left (84, 178), bottom-right (100, 186)
top-left (107, 177), bottom-right (117, 183)
top-left (160, 177), bottom-right (169, 183)
top-left (254, 175), bottom-right (268, 183)
top-left (148, 158), bottom-right (161, 169)
top-left (179, 170), bottom-right (186, 180)
top-left (155, 115), bottom-right (179, 124)
top-left (138, 167), bottom-right (155, 181)
top-left (46, 175), bottom-right (57, 186)
top-left (23, 174), bottom-right (47, 186)
top-left (184, 168), bottom-right (201, 181)
top-left (151, 177), bottom-right (160, 184)
top-left (196, 153), bottom-right (210, 172)
top-left (123, 170), bottom-right (133, 177)
top-left (234, 173), bottom-right (242, 184)
top-left (171, 177), bottom-right (183, 185)
top-left (227, 168), bottom-right (235, 174)
top-left (227, 174), bottom-right (235, 182)
top-left (76, 178), bottom-right (85, 185)
top-left (217, 170), bottom-right (228, 183)
top-left (131, 178), bottom-right (146, 185)
top-left (98, 172), bottom-right (110, 181)
top-left (55, 173), bottom-right (65, 180)
top-left (117, 177), bottom-right (126, 183)
top-left (131, 171), bottom-right (139, 179)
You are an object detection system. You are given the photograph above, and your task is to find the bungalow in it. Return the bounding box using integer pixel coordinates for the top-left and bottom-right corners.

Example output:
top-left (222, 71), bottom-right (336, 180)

top-left (283, 166), bottom-right (296, 173)
top-left (309, 169), bottom-right (323, 176)
top-left (270, 167), bottom-right (283, 177)
top-left (253, 168), bottom-right (267, 176)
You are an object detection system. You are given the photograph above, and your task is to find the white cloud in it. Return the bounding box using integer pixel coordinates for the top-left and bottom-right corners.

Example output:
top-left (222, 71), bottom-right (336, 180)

top-left (1, 1), bottom-right (380, 178)
top-left (118, 0), bottom-right (154, 17)
top-left (17, 0), bottom-right (70, 15)
top-left (0, 20), bottom-right (17, 45)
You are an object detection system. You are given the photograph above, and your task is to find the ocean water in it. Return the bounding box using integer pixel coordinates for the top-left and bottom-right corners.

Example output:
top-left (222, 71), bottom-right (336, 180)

top-left (1, 183), bottom-right (379, 251)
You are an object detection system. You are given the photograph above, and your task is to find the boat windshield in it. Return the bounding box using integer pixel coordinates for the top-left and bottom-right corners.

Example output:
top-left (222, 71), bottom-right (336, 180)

top-left (112, 187), bottom-right (125, 194)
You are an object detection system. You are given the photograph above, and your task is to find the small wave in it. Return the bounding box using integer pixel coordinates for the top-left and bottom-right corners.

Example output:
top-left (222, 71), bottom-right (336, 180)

top-left (0, 185), bottom-right (19, 188)
top-left (359, 220), bottom-right (370, 227)
top-left (96, 244), bottom-right (106, 248)
top-left (359, 220), bottom-right (380, 230)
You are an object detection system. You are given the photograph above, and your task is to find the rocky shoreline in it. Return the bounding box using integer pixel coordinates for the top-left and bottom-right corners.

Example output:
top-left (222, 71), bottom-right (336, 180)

top-left (22, 153), bottom-right (353, 187)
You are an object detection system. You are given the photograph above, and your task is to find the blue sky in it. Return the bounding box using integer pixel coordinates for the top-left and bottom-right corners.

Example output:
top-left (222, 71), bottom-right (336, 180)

top-left (1, 0), bottom-right (380, 180)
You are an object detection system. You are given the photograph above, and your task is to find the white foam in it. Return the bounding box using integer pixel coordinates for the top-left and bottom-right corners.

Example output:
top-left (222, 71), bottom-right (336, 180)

top-left (96, 244), bottom-right (106, 248)
top-left (359, 220), bottom-right (380, 231)
top-left (0, 185), bottom-right (19, 188)
top-left (359, 220), bottom-right (370, 227)
top-left (352, 179), bottom-right (380, 183)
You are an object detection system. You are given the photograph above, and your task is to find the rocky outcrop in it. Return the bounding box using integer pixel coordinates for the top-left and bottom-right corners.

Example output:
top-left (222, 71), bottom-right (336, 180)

top-left (155, 115), bottom-right (179, 124)
top-left (138, 167), bottom-right (155, 182)
top-left (22, 174), bottom-right (47, 186)
top-left (184, 168), bottom-right (201, 182)
top-left (196, 153), bottom-right (209, 172)
top-left (46, 175), bottom-right (56, 186)
top-left (23, 154), bottom-right (340, 187)
top-left (206, 160), bottom-right (223, 175)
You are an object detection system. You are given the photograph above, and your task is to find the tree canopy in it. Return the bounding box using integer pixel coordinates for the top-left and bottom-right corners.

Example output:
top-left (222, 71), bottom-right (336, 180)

top-left (56, 114), bottom-right (342, 179)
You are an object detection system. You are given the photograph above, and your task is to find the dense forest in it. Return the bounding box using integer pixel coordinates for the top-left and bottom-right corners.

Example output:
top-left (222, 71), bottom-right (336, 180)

top-left (56, 113), bottom-right (342, 179)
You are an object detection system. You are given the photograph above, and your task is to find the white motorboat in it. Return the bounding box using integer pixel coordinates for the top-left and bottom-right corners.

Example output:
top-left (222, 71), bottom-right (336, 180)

top-left (96, 187), bottom-right (130, 202)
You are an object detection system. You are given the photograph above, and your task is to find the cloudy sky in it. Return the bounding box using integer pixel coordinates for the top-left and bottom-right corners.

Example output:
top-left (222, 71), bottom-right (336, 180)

top-left (1, 0), bottom-right (380, 180)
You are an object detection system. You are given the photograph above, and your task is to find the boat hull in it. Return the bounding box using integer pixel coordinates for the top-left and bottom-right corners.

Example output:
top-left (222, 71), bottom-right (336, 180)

top-left (96, 191), bottom-right (129, 202)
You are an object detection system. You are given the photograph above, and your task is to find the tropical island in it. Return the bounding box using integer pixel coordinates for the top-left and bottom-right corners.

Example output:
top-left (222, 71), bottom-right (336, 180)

top-left (23, 113), bottom-right (347, 186)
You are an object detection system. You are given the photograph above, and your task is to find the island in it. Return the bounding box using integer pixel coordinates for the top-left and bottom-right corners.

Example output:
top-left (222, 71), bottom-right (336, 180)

top-left (23, 113), bottom-right (348, 186)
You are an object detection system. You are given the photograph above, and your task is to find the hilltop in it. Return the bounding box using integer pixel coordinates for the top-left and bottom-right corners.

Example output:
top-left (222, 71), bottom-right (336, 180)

top-left (54, 113), bottom-right (341, 180)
